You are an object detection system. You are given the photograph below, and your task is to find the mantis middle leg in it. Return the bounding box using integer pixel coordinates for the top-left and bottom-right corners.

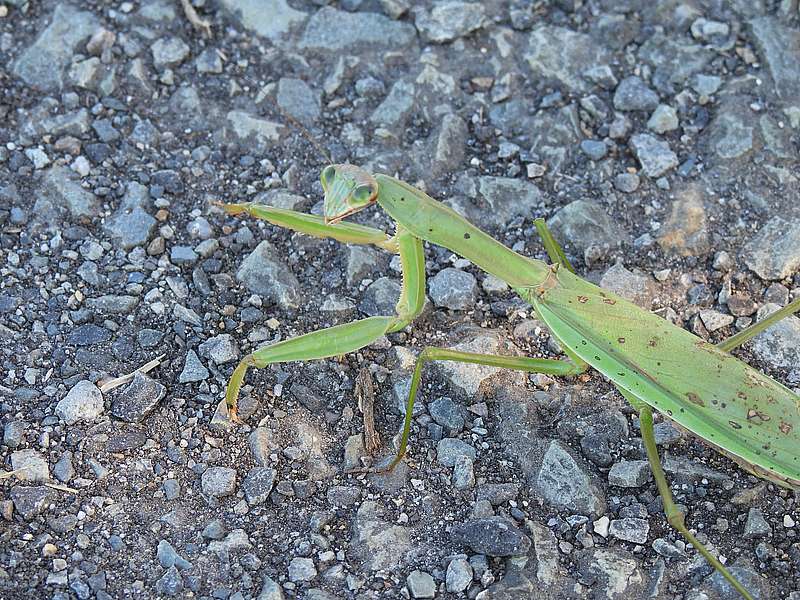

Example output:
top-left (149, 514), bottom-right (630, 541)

top-left (384, 348), bottom-right (588, 471)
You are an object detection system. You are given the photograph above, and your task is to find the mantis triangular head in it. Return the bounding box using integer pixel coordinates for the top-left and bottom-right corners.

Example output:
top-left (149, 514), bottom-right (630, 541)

top-left (321, 164), bottom-right (379, 224)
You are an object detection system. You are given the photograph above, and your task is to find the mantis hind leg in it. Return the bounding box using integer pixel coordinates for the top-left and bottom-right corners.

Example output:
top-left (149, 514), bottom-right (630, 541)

top-left (381, 348), bottom-right (588, 472)
top-left (533, 218), bottom-right (576, 273)
top-left (638, 406), bottom-right (755, 600)
top-left (717, 296), bottom-right (800, 353)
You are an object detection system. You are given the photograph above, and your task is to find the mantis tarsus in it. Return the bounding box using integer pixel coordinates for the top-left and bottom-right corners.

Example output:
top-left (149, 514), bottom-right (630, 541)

top-left (221, 164), bottom-right (800, 600)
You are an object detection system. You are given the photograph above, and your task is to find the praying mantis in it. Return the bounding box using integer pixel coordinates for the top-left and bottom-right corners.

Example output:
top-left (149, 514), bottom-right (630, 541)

top-left (220, 164), bottom-right (800, 600)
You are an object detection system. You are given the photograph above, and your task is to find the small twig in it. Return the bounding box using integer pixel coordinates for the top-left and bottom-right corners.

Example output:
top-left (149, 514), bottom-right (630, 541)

top-left (179, 0), bottom-right (211, 37)
top-left (99, 354), bottom-right (165, 393)
top-left (1, 469), bottom-right (79, 494)
top-left (355, 367), bottom-right (381, 454)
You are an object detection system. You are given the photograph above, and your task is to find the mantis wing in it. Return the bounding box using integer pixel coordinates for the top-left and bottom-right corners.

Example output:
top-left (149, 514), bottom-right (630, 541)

top-left (530, 268), bottom-right (800, 488)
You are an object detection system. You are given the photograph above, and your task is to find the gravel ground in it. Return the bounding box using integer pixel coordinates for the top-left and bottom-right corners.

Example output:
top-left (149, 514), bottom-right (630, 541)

top-left (1, 1), bottom-right (800, 599)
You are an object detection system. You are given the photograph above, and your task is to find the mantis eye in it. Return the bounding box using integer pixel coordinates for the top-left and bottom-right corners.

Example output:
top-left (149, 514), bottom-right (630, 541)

top-left (320, 165), bottom-right (336, 189)
top-left (352, 183), bottom-right (376, 206)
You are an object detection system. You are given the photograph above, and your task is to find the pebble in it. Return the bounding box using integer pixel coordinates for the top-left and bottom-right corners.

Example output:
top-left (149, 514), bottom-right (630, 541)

top-left (452, 517), bottom-right (531, 557)
top-left (609, 518), bottom-right (650, 544)
top-left (647, 104), bottom-right (679, 133)
top-left (613, 76), bottom-right (659, 111)
top-left (198, 334), bottom-right (240, 365)
top-left (536, 440), bottom-right (605, 515)
top-left (201, 467), bottom-right (237, 497)
top-left (288, 557), bottom-right (317, 582)
top-left (406, 569), bottom-right (436, 598)
top-left (614, 172), bottom-right (640, 193)
top-left (446, 557), bottom-right (472, 593)
top-left (179, 350), bottom-right (210, 383)
top-left (428, 268), bottom-right (478, 310)
top-left (629, 134), bottom-right (678, 178)
top-left (436, 438), bottom-right (477, 467)
top-left (608, 460), bottom-right (651, 488)
top-left (242, 467), bottom-right (277, 505)
top-left (744, 508), bottom-right (772, 539)
top-left (110, 372), bottom-right (166, 423)
top-left (55, 380), bottom-right (104, 424)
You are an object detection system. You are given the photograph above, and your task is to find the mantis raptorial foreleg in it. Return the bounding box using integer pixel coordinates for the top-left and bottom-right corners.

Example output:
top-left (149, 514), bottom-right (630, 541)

top-left (221, 203), bottom-right (424, 422)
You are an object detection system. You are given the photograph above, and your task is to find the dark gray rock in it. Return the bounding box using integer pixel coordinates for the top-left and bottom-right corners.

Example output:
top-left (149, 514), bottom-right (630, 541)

top-left (277, 77), bottom-right (320, 126)
top-left (237, 241), bottom-right (301, 308)
top-left (10, 486), bottom-right (54, 519)
top-left (536, 440), bottom-right (606, 515)
top-left (750, 303), bottom-right (800, 371)
top-left (742, 217), bottom-right (800, 280)
top-left (358, 277), bottom-right (401, 316)
top-left (629, 134), bottom-right (678, 177)
top-left (201, 467), bottom-right (237, 497)
top-left (749, 17), bottom-right (800, 101)
top-left (613, 77), bottom-right (659, 111)
top-left (525, 26), bottom-right (611, 94)
top-left (609, 518), bottom-right (649, 544)
top-left (104, 182), bottom-right (156, 250)
top-left (428, 268), bottom-right (478, 310)
top-left (299, 7), bottom-right (416, 52)
top-left (111, 372), bottom-right (166, 423)
top-left (242, 467), bottom-right (276, 505)
top-left (452, 517), bottom-right (531, 557)
top-left (179, 350), bottom-right (209, 383)
top-left (547, 200), bottom-right (631, 259)
top-left (219, 0), bottom-right (305, 41)
top-left (198, 334), bottom-right (240, 365)
top-left (415, 2), bottom-right (486, 43)
top-left (12, 4), bottom-right (99, 90)
top-left (436, 437), bottom-right (476, 467)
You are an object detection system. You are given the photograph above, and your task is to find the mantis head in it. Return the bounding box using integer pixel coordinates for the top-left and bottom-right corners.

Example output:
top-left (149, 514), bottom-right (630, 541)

top-left (321, 164), bottom-right (379, 224)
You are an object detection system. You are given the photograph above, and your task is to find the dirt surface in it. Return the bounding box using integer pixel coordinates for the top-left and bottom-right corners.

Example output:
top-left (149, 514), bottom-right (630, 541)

top-left (1, 1), bottom-right (799, 599)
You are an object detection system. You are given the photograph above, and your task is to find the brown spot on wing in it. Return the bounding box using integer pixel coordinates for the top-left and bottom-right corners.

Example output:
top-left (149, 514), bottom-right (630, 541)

top-left (577, 295), bottom-right (589, 303)
top-left (779, 420), bottom-right (793, 435)
top-left (686, 392), bottom-right (704, 407)
top-left (746, 409), bottom-right (771, 423)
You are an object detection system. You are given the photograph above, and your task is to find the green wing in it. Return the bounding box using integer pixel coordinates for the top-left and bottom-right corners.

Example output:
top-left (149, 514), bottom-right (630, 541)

top-left (530, 268), bottom-right (800, 488)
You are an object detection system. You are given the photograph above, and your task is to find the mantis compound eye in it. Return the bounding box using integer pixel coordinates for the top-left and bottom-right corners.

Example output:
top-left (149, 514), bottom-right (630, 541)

top-left (320, 165), bottom-right (336, 190)
top-left (351, 183), bottom-right (377, 207)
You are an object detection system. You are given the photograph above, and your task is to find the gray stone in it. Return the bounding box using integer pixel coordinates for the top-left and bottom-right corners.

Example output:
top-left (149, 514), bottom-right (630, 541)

top-left (299, 7), bottom-right (416, 52)
top-left (431, 113), bottom-right (468, 177)
top-left (608, 460), bottom-right (652, 488)
top-left (599, 263), bottom-right (655, 308)
top-left (10, 486), bottom-right (54, 519)
top-left (198, 334), bottom-right (239, 365)
top-left (202, 519), bottom-right (227, 540)
top-left (105, 183), bottom-right (156, 249)
top-left (170, 246), bottom-right (198, 266)
top-left (223, 111), bottom-right (286, 152)
top-left (609, 518), bottom-right (649, 544)
top-left (195, 47), bottom-right (223, 73)
top-left (743, 508), bottom-right (771, 539)
top-left (629, 134), bottom-right (678, 178)
top-left (749, 17), bottom-right (800, 101)
top-left (750, 303), bottom-right (800, 370)
top-left (3, 421), bottom-right (24, 448)
top-left (86, 295), bottom-right (139, 315)
top-left (351, 501), bottom-right (411, 571)
top-left (699, 309), bottom-right (734, 332)
top-left (613, 77), bottom-right (659, 111)
top-left (237, 241), bottom-right (301, 308)
top-left (453, 517), bottom-right (531, 557)
top-left (647, 105), bottom-right (679, 134)
top-left (614, 173), bottom-right (639, 193)
top-left (445, 558), bottom-right (473, 593)
top-left (536, 440), bottom-right (605, 515)
top-left (257, 576), bottom-right (285, 600)
top-left (580, 140), bottom-right (607, 160)
top-left (691, 74), bottom-right (722, 97)
top-left (429, 397), bottom-right (464, 431)
top-left (525, 26), bottom-right (611, 93)
top-left (53, 452), bottom-right (74, 482)
top-left (110, 372), bottom-right (166, 423)
top-left (277, 77), bottom-right (320, 126)
top-left (415, 2), bottom-right (486, 43)
top-left (242, 467), bottom-right (276, 505)
top-left (437, 438), bottom-right (476, 467)
top-left (358, 277), bottom-right (401, 317)
top-left (371, 80), bottom-right (415, 129)
top-left (709, 111), bottom-right (754, 160)
top-left (201, 467), bottom-right (237, 497)
top-left (406, 570), bottom-right (436, 598)
top-left (56, 380), bottom-right (104, 425)
top-left (157, 540), bottom-right (192, 570)
top-left (12, 4), bottom-right (99, 90)
top-left (151, 37), bottom-right (190, 69)
top-left (34, 166), bottom-right (99, 227)
top-left (428, 268), bottom-right (478, 310)
top-left (219, 0), bottom-right (305, 41)
top-left (742, 217), bottom-right (800, 280)
top-left (475, 176), bottom-right (544, 225)
top-left (11, 449), bottom-right (49, 482)
top-left (547, 200), bottom-right (631, 258)
top-left (179, 350), bottom-right (209, 383)
top-left (452, 455), bottom-right (475, 490)
top-left (249, 428), bottom-right (273, 466)
top-left (638, 33), bottom-right (714, 91)
top-left (288, 557), bottom-right (316, 582)
top-left (155, 566), bottom-right (183, 596)
top-left (527, 104), bottom-right (582, 171)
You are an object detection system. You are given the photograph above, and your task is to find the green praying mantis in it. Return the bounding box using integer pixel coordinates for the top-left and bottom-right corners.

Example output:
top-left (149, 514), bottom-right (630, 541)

top-left (220, 164), bottom-right (800, 600)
